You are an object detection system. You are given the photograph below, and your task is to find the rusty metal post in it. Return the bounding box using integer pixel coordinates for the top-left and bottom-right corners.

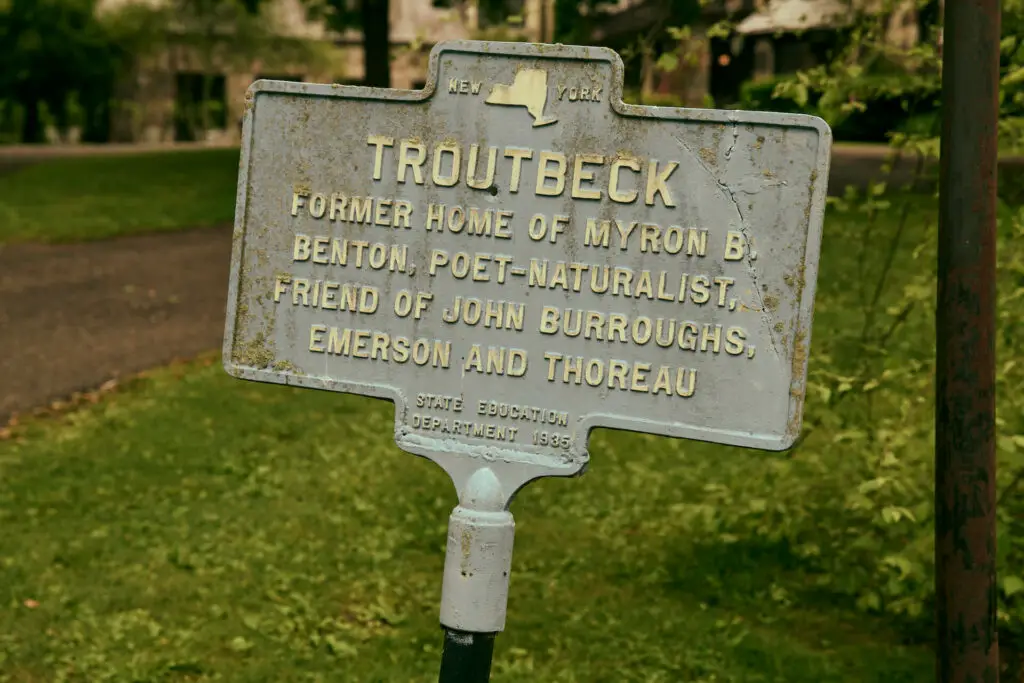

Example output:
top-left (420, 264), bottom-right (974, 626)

top-left (438, 628), bottom-right (495, 683)
top-left (935, 0), bottom-right (1001, 682)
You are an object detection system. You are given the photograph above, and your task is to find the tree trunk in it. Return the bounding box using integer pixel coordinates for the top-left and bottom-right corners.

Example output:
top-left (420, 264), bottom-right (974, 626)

top-left (200, 73), bottom-right (212, 140)
top-left (639, 47), bottom-right (653, 104)
top-left (361, 0), bottom-right (391, 87)
top-left (49, 95), bottom-right (69, 142)
top-left (919, 0), bottom-right (942, 40)
top-left (21, 99), bottom-right (42, 143)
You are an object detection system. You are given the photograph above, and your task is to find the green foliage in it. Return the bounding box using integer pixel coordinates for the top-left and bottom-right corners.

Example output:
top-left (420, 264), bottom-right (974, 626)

top-left (0, 99), bottom-right (27, 144)
top-left (556, 0), bottom-right (702, 96)
top-left (746, 0), bottom-right (1024, 150)
top-left (737, 76), bottom-right (815, 115)
top-left (1000, 163), bottom-right (1024, 207)
top-left (105, 0), bottom-right (328, 76)
top-left (647, 190), bottom-right (1022, 662)
top-left (776, 70), bottom-right (941, 143)
top-left (149, 0), bottom-right (331, 131)
top-left (0, 149), bottom-right (240, 244)
top-left (302, 0), bottom-right (360, 35)
top-left (554, 0), bottom-right (624, 44)
top-left (0, 0), bottom-right (327, 143)
top-left (0, 0), bottom-right (121, 142)
top-left (896, 111), bottom-right (941, 139)
top-left (600, 0), bottom-right (1024, 664)
top-left (0, 190), bottom-right (1021, 677)
top-left (704, 0), bottom-right (1024, 664)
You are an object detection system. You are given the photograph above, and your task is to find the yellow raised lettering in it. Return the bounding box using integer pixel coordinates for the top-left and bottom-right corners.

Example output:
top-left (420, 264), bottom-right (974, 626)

top-left (644, 160), bottom-right (678, 207)
top-left (367, 135), bottom-right (394, 180)
top-left (535, 152), bottom-right (567, 196)
top-left (398, 139), bottom-right (426, 184)
top-left (571, 153), bottom-right (604, 200)
top-left (504, 147), bottom-right (533, 193)
top-left (609, 157), bottom-right (640, 203)
top-left (432, 143), bottom-right (461, 187)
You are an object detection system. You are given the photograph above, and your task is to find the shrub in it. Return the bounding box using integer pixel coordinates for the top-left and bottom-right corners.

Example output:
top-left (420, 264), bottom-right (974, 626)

top-left (738, 76), bottom-right (815, 115)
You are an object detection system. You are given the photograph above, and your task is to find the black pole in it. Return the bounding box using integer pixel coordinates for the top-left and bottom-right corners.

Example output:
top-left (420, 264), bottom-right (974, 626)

top-left (438, 628), bottom-right (495, 683)
top-left (935, 0), bottom-right (1000, 682)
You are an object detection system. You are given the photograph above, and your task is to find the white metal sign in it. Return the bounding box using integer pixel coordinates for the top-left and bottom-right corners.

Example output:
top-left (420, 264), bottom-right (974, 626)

top-left (223, 40), bottom-right (831, 634)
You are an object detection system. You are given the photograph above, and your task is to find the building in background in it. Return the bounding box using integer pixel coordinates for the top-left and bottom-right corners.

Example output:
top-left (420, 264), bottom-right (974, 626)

top-left (586, 0), bottom-right (939, 108)
top-left (93, 0), bottom-right (553, 144)
top-left (50, 0), bottom-right (936, 144)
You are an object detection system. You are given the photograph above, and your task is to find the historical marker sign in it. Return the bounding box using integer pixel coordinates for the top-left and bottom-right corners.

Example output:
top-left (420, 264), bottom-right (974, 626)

top-left (223, 40), bottom-right (832, 480)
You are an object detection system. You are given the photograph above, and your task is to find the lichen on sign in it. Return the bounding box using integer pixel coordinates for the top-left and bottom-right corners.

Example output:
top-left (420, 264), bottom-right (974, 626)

top-left (222, 39), bottom-right (832, 476)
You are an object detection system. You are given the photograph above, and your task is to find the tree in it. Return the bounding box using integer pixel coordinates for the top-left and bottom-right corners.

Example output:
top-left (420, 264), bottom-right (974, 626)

top-left (361, 0), bottom-right (390, 87)
top-left (554, 0), bottom-right (618, 44)
top-left (303, 0), bottom-right (391, 87)
top-left (0, 0), bottom-right (330, 143)
top-left (0, 0), bottom-right (120, 142)
top-left (698, 2), bottom-right (1024, 671)
top-left (554, 0), bottom-right (702, 104)
top-left (104, 0), bottom-right (328, 140)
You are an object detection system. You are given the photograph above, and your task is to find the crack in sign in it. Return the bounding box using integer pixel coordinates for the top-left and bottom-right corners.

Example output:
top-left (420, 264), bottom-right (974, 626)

top-left (671, 131), bottom-right (783, 361)
top-left (724, 120), bottom-right (739, 160)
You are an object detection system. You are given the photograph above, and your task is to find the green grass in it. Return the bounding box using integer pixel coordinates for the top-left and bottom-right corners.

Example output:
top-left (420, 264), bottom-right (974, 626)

top-left (0, 196), bottom-right (987, 682)
top-left (2, 190), bottom-right (1021, 681)
top-left (0, 149), bottom-right (240, 244)
top-left (0, 359), bottom-right (934, 683)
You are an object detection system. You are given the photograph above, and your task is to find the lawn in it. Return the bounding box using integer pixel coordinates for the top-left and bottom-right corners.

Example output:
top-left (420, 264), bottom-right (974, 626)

top-left (0, 359), bottom-right (935, 683)
top-left (1, 190), bottom-right (1021, 681)
top-left (0, 149), bottom-right (240, 244)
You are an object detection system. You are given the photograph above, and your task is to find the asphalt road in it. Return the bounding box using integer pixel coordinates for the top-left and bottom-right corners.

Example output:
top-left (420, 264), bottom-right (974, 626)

top-left (0, 226), bottom-right (233, 421)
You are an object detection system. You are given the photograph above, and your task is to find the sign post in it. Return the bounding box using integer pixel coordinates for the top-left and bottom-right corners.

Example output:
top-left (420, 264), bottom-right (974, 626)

top-left (223, 40), bottom-right (831, 679)
top-left (935, 2), bottom-right (1001, 682)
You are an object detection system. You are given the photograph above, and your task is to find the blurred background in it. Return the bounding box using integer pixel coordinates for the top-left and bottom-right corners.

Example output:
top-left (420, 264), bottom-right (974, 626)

top-left (0, 0), bottom-right (947, 148)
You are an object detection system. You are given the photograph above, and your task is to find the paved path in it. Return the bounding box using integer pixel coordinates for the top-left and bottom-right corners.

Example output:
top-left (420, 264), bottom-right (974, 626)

top-left (0, 226), bottom-right (232, 421)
